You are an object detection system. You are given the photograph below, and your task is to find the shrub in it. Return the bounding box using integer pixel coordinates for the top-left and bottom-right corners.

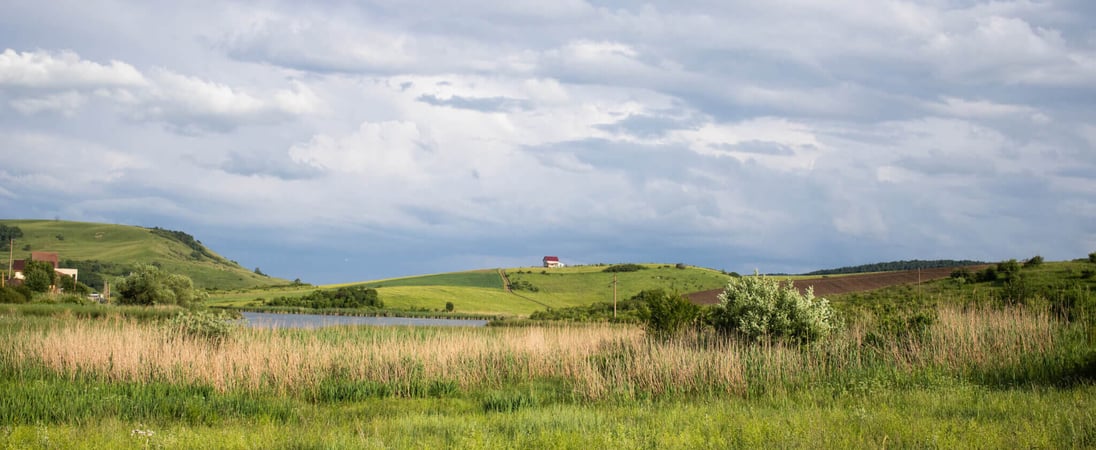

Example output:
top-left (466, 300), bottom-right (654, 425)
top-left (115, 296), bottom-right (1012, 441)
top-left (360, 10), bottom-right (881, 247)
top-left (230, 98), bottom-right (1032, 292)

top-left (1024, 255), bottom-right (1044, 268)
top-left (1089, 252), bottom-right (1096, 263)
top-left (602, 264), bottom-right (645, 273)
top-left (265, 285), bottom-right (382, 309)
top-left (997, 259), bottom-right (1021, 281)
top-left (116, 265), bottom-right (204, 306)
top-left (976, 266), bottom-right (998, 282)
top-left (997, 275), bottom-right (1033, 306)
top-left (0, 286), bottom-right (28, 304)
top-left (709, 273), bottom-right (836, 343)
top-left (950, 268), bottom-right (974, 283)
top-left (636, 289), bottom-right (699, 340)
top-left (445, 302), bottom-right (455, 312)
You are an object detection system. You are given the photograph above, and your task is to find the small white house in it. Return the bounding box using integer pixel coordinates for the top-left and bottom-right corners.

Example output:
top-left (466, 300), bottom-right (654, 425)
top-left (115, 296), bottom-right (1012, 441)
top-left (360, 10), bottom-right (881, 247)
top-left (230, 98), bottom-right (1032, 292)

top-left (543, 256), bottom-right (561, 268)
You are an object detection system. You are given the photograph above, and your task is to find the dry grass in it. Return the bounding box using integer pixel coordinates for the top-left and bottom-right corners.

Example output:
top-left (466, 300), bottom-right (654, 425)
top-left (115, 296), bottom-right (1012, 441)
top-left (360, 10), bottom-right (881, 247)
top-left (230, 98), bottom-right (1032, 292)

top-left (2, 306), bottom-right (1070, 400)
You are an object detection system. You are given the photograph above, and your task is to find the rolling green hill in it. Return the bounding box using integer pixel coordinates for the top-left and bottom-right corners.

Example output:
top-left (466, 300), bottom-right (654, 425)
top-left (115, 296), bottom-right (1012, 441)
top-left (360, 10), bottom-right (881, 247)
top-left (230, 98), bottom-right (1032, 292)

top-left (208, 264), bottom-right (734, 317)
top-left (0, 219), bottom-right (287, 290)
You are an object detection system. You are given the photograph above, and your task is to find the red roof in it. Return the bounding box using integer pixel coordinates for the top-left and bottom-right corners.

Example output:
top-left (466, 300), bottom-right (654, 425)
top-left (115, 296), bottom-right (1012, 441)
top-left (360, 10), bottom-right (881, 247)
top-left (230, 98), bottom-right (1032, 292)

top-left (30, 252), bottom-right (59, 268)
top-left (543, 256), bottom-right (559, 262)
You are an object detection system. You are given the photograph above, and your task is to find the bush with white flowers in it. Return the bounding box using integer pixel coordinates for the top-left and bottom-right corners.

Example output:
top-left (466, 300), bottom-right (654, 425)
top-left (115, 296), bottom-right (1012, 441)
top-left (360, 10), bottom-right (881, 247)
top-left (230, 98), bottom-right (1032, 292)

top-left (709, 272), bottom-right (836, 343)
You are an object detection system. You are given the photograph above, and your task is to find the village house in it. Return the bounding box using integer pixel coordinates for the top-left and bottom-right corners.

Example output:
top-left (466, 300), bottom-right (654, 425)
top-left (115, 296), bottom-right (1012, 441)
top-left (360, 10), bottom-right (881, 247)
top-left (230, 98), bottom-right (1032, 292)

top-left (542, 256), bottom-right (561, 268)
top-left (6, 251), bottom-right (78, 289)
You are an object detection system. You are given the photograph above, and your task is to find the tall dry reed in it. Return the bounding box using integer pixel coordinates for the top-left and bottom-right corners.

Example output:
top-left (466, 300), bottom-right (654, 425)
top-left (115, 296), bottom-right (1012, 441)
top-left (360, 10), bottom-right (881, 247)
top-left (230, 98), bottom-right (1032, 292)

top-left (1, 306), bottom-right (1069, 400)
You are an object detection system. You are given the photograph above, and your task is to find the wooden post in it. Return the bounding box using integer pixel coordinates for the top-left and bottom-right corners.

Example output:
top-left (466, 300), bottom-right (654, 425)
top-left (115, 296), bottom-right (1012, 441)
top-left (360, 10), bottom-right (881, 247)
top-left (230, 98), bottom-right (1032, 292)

top-left (613, 274), bottom-right (618, 319)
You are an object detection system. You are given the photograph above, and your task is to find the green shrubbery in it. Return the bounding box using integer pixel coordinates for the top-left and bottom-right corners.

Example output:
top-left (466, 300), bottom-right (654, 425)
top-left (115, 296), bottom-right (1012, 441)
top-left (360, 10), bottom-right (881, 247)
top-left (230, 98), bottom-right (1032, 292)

top-left (265, 286), bottom-right (382, 309)
top-left (116, 265), bottom-right (205, 306)
top-left (709, 272), bottom-right (836, 343)
top-left (0, 286), bottom-right (30, 304)
top-left (637, 289), bottom-right (700, 340)
top-left (602, 264), bottom-right (645, 273)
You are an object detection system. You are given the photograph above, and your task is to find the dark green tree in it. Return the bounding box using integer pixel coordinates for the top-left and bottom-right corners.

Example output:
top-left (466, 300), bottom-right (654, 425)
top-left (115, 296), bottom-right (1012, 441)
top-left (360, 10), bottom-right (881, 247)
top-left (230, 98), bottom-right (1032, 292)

top-left (58, 274), bottom-right (91, 296)
top-left (637, 289), bottom-right (700, 340)
top-left (22, 259), bottom-right (56, 293)
top-left (116, 264), bottom-right (203, 306)
top-left (0, 225), bottom-right (23, 249)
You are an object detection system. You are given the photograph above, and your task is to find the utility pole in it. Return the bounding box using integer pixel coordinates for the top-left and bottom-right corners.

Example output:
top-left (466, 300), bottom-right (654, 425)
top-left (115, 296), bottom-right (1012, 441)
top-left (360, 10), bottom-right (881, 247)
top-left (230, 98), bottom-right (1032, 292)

top-left (5, 239), bottom-right (12, 288)
top-left (613, 274), bottom-right (618, 319)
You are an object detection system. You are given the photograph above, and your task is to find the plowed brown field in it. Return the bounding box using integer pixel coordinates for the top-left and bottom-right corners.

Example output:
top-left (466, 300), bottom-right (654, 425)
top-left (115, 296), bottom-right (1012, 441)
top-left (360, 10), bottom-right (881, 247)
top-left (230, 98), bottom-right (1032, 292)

top-left (686, 265), bottom-right (989, 305)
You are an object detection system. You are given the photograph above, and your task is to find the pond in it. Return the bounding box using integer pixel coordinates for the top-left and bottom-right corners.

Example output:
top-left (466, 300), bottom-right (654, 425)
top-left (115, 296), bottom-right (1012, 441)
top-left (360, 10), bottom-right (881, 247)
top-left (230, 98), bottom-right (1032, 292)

top-left (240, 311), bottom-right (489, 329)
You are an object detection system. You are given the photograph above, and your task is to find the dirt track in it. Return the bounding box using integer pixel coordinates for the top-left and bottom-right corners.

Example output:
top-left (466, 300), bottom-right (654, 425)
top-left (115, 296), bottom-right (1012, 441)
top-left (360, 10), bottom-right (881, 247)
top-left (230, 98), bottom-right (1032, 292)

top-left (686, 265), bottom-right (989, 305)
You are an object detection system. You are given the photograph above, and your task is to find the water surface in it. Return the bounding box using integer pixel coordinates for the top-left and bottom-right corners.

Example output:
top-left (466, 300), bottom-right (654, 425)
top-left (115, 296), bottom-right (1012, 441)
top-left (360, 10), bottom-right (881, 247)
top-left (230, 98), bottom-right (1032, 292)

top-left (241, 311), bottom-right (488, 329)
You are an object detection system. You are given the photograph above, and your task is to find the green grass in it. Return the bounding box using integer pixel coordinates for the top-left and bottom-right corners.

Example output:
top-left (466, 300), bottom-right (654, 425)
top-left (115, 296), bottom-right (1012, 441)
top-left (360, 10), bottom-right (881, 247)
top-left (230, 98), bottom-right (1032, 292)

top-left (356, 270), bottom-right (504, 289)
top-left (506, 264), bottom-right (731, 309)
top-left (0, 219), bottom-right (285, 290)
top-left (207, 265), bottom-right (731, 316)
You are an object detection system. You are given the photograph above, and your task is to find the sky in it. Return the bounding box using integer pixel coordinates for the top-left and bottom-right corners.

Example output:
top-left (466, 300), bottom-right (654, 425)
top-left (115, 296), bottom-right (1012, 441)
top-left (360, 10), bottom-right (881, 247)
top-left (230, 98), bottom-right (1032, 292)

top-left (1, 1), bottom-right (1095, 284)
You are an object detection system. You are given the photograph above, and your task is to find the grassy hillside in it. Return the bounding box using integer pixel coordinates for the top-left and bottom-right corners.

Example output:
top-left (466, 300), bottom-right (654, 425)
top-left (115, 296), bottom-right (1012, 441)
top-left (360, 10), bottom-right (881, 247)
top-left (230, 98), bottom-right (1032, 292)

top-left (209, 264), bottom-right (733, 316)
top-left (0, 219), bottom-right (286, 290)
top-left (505, 264), bottom-right (732, 309)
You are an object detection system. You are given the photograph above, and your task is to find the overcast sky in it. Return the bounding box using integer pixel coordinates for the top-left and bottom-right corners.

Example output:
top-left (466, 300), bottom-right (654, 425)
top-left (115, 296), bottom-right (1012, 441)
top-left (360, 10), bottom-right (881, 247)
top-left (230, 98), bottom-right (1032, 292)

top-left (2, 1), bottom-right (1094, 284)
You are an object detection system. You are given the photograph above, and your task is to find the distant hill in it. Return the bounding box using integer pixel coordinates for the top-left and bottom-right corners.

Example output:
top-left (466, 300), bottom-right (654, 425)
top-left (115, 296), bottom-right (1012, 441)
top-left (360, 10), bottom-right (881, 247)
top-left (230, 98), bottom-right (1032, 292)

top-left (803, 259), bottom-right (987, 276)
top-left (0, 219), bottom-right (287, 290)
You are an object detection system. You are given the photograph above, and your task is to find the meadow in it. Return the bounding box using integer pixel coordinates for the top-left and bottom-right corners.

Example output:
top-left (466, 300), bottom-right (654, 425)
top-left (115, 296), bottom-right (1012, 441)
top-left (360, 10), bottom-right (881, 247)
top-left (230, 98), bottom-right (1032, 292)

top-left (1, 297), bottom-right (1093, 448)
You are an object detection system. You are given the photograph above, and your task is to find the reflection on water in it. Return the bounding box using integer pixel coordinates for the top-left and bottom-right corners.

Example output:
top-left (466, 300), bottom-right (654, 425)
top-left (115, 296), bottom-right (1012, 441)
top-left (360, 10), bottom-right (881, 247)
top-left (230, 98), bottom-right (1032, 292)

top-left (241, 311), bottom-right (488, 329)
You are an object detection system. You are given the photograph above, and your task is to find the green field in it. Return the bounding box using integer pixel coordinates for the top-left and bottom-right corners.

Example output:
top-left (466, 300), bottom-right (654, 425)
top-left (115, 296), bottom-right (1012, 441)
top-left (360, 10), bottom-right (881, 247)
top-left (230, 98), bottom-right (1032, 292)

top-left (0, 220), bottom-right (285, 290)
top-left (207, 264), bottom-right (733, 317)
top-left (505, 264), bottom-right (732, 309)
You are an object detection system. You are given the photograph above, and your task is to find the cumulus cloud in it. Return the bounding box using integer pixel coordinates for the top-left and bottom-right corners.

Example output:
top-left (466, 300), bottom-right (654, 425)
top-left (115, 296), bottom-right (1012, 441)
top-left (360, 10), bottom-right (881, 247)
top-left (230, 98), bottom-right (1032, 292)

top-left (0, 48), bottom-right (146, 89)
top-left (0, 48), bottom-right (319, 132)
top-left (1, 1), bottom-right (1094, 282)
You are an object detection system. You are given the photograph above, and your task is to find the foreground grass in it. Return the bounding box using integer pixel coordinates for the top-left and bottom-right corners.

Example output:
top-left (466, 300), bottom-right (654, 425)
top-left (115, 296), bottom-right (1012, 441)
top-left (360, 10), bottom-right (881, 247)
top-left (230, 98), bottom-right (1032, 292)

top-left (2, 384), bottom-right (1093, 449)
top-left (1, 302), bottom-right (1093, 448)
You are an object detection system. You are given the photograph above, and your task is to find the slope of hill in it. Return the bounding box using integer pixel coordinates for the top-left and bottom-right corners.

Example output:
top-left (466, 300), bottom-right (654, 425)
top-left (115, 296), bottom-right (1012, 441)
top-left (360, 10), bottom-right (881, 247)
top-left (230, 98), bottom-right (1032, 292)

top-left (208, 264), bottom-right (734, 316)
top-left (803, 259), bottom-right (988, 276)
top-left (686, 265), bottom-right (990, 305)
top-left (0, 219), bottom-right (287, 290)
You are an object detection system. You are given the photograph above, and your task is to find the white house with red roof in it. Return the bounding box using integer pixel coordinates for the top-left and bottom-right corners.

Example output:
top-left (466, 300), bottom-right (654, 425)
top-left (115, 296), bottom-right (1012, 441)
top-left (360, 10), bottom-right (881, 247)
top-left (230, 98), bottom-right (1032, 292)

top-left (542, 256), bottom-right (561, 268)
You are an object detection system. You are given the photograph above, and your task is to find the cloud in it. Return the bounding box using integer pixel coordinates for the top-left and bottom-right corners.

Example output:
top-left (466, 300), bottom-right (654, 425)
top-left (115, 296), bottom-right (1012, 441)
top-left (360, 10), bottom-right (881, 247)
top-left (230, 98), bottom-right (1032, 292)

top-left (0, 48), bottom-right (146, 89)
top-left (0, 48), bottom-right (319, 132)
top-left (9, 90), bottom-right (86, 116)
top-left (2, 1), bottom-right (1094, 282)
top-left (416, 94), bottom-right (532, 112)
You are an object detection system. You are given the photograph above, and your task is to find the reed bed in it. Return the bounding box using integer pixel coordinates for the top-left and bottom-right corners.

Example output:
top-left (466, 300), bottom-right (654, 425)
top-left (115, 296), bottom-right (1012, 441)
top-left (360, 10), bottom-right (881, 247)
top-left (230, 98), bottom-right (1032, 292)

top-left (0, 306), bottom-right (1079, 401)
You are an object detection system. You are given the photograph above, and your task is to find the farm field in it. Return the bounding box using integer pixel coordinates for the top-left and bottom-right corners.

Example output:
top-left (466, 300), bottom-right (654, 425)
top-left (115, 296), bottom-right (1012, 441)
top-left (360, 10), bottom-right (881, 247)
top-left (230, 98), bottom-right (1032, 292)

top-left (688, 265), bottom-right (988, 304)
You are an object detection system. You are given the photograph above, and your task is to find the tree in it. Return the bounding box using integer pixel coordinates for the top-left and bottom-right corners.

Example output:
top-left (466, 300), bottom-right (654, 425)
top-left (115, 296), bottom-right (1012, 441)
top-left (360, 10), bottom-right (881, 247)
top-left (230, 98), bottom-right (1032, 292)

top-left (636, 289), bottom-right (699, 340)
top-left (58, 274), bottom-right (91, 296)
top-left (445, 301), bottom-right (455, 312)
top-left (22, 259), bottom-right (56, 293)
top-left (1023, 255), bottom-right (1044, 268)
top-left (709, 272), bottom-right (836, 343)
top-left (0, 225), bottom-right (23, 249)
top-left (1089, 252), bottom-right (1096, 264)
top-left (997, 259), bottom-right (1021, 281)
top-left (116, 265), bottom-right (203, 306)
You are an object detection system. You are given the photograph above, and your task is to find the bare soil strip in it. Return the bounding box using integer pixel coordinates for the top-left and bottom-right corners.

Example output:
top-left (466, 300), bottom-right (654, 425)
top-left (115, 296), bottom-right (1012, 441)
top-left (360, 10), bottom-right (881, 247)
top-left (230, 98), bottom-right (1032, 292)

top-left (686, 265), bottom-right (989, 305)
